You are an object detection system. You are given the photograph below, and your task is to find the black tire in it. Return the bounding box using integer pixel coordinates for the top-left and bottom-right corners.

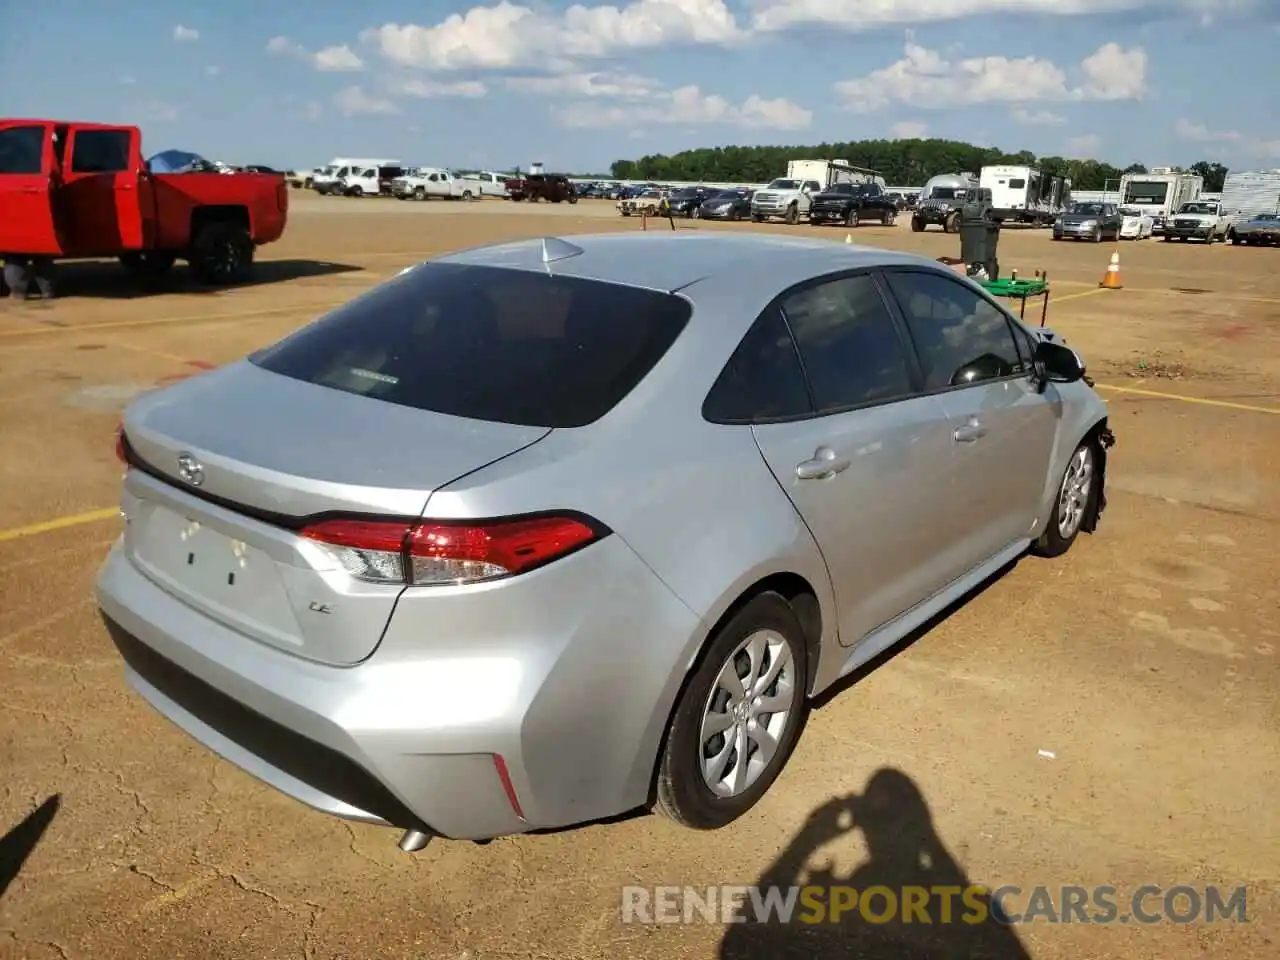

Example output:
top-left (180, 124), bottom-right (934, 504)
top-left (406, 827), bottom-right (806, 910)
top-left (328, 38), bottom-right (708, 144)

top-left (188, 222), bottom-right (254, 285)
top-left (1093, 226), bottom-right (1102, 243)
top-left (1032, 438), bottom-right (1100, 559)
top-left (730, 208), bottom-right (741, 221)
top-left (567, 194), bottom-right (578, 205)
top-left (784, 204), bottom-right (799, 225)
top-left (119, 251), bottom-right (177, 282)
top-left (846, 208), bottom-right (858, 228)
top-left (944, 212), bottom-right (960, 234)
top-left (910, 216), bottom-right (924, 233)
top-left (752, 213), bottom-right (764, 223)
top-left (654, 591), bottom-right (811, 830)
top-left (349, 186), bottom-right (363, 198)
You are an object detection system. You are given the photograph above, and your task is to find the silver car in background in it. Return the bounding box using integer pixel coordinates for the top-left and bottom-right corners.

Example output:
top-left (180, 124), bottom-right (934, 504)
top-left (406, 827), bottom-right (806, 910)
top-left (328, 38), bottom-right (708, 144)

top-left (96, 233), bottom-right (1114, 851)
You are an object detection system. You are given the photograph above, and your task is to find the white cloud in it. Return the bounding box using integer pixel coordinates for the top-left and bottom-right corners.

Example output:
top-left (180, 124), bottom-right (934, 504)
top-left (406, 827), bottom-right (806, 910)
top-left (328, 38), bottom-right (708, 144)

top-left (749, 0), bottom-right (1264, 33)
top-left (1011, 107), bottom-right (1066, 125)
top-left (552, 84), bottom-right (810, 130)
top-left (362, 0), bottom-right (744, 71)
top-left (396, 77), bottom-right (488, 98)
top-left (504, 70), bottom-right (659, 100)
top-left (333, 85), bottom-right (399, 116)
top-left (1065, 133), bottom-right (1101, 155)
top-left (833, 39), bottom-right (1146, 111)
top-left (269, 36), bottom-right (367, 72)
top-left (889, 121), bottom-right (928, 139)
top-left (173, 25), bottom-right (199, 42)
top-left (206, 65), bottom-right (221, 76)
top-left (314, 44), bottom-right (365, 72)
top-left (267, 36), bottom-right (306, 56)
top-left (1175, 118), bottom-right (1280, 159)
top-left (1174, 118), bottom-right (1242, 144)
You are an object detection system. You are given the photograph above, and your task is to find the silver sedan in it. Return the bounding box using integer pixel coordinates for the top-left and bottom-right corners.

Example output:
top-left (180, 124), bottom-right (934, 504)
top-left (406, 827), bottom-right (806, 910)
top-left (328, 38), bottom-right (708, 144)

top-left (96, 233), bottom-right (1114, 851)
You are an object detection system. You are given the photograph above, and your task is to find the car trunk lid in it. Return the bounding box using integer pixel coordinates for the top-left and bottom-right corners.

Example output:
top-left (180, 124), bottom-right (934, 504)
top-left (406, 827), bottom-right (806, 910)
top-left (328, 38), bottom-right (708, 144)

top-left (119, 361), bottom-right (549, 664)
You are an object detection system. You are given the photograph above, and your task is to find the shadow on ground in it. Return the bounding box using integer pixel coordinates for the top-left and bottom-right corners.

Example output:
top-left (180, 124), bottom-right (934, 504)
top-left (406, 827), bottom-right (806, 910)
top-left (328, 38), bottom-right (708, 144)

top-left (24, 259), bottom-right (362, 300)
top-left (0, 795), bottom-right (60, 901)
top-left (720, 770), bottom-right (1030, 959)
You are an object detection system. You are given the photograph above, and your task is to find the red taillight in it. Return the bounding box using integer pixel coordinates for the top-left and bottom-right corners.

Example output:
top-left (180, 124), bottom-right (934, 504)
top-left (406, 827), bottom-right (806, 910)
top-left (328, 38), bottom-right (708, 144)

top-left (300, 514), bottom-right (604, 586)
top-left (114, 424), bottom-right (127, 464)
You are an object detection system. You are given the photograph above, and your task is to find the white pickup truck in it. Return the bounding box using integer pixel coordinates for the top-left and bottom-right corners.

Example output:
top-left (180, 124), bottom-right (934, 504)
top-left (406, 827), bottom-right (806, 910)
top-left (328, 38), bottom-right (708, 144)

top-left (391, 168), bottom-right (479, 201)
top-left (750, 177), bottom-right (825, 224)
top-left (1163, 200), bottom-right (1230, 243)
top-left (458, 171), bottom-right (510, 198)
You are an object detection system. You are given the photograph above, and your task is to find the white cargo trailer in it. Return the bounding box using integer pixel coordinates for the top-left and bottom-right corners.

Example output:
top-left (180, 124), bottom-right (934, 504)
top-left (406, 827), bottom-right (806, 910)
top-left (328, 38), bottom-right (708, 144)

top-left (1220, 169), bottom-right (1280, 234)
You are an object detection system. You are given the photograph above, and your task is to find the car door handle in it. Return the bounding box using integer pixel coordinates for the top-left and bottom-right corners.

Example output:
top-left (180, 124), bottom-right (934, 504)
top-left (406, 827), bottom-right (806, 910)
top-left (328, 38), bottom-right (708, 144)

top-left (953, 419), bottom-right (988, 443)
top-left (795, 447), bottom-right (851, 480)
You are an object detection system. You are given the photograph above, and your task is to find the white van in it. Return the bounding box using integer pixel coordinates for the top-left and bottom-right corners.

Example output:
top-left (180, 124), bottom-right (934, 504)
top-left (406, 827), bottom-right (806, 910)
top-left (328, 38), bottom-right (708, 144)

top-left (313, 157), bottom-right (401, 195)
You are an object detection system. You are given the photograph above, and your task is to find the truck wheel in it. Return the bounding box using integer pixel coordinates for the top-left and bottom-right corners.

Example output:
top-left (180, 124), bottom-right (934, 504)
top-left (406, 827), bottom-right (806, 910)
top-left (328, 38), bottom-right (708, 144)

top-left (568, 194), bottom-right (578, 204)
top-left (349, 186), bottom-right (364, 198)
top-left (784, 204), bottom-right (799, 225)
top-left (189, 223), bottom-right (254, 285)
top-left (846, 208), bottom-right (859, 227)
top-left (119, 251), bottom-right (177, 282)
top-left (752, 213), bottom-right (764, 223)
top-left (883, 209), bottom-right (896, 226)
top-left (462, 190), bottom-right (475, 201)
top-left (910, 216), bottom-right (924, 233)
top-left (944, 212), bottom-right (960, 234)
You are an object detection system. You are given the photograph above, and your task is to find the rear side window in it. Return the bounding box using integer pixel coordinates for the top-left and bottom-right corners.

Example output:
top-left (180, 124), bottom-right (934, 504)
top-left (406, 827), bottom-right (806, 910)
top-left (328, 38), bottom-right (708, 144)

top-left (703, 308), bottom-right (812, 423)
top-left (71, 129), bottom-right (131, 173)
top-left (1009, 178), bottom-right (1027, 189)
top-left (781, 273), bottom-right (915, 413)
top-left (251, 263), bottom-right (692, 428)
top-left (0, 126), bottom-right (46, 174)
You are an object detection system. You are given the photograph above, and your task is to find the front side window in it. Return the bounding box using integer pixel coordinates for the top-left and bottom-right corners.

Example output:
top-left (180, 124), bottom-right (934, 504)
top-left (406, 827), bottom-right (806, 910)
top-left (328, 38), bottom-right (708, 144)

top-left (781, 274), bottom-right (914, 412)
top-left (884, 271), bottom-right (1025, 391)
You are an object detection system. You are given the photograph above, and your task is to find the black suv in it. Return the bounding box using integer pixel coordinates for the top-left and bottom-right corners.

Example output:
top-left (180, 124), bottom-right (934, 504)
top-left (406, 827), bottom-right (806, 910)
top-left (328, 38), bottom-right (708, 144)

top-left (809, 182), bottom-right (899, 226)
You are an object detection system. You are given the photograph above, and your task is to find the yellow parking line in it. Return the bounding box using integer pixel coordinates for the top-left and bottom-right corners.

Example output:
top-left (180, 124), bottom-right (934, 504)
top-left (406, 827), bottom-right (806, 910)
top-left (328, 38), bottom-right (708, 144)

top-left (1052, 287), bottom-right (1111, 305)
top-left (1094, 383), bottom-right (1280, 415)
top-left (0, 507), bottom-right (119, 544)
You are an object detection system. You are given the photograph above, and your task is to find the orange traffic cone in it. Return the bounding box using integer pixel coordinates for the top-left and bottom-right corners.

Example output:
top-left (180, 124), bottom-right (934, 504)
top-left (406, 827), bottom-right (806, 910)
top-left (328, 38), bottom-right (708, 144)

top-left (1099, 251), bottom-right (1123, 289)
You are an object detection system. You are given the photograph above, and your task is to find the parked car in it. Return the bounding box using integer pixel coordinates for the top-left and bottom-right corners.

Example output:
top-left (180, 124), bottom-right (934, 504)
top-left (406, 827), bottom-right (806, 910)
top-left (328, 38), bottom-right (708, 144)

top-left (1053, 202), bottom-right (1123, 242)
top-left (0, 119), bottom-right (287, 286)
top-left (664, 186), bottom-right (714, 217)
top-left (616, 188), bottom-right (665, 217)
top-left (1229, 213), bottom-right (1280, 246)
top-left (808, 182), bottom-right (899, 227)
top-left (98, 232), bottom-right (1114, 852)
top-left (1118, 206), bottom-right (1155, 240)
top-left (697, 188), bottom-right (755, 221)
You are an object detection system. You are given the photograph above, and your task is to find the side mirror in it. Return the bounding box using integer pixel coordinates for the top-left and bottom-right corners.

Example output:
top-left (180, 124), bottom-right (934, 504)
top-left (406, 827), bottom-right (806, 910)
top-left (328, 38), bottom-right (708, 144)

top-left (1033, 339), bottom-right (1086, 389)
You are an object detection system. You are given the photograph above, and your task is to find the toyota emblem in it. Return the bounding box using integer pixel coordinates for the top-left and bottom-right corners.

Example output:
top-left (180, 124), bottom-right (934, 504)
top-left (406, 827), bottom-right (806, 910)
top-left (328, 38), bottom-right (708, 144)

top-left (176, 453), bottom-right (205, 487)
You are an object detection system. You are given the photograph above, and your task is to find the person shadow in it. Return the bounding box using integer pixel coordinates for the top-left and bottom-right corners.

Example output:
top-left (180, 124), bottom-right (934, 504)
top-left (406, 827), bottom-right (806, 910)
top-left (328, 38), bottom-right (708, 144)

top-left (720, 768), bottom-right (1030, 959)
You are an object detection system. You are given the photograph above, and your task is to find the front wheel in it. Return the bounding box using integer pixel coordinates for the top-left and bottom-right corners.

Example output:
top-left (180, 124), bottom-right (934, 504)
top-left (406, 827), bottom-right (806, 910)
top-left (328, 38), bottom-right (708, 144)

top-left (653, 592), bottom-right (810, 830)
top-left (784, 204), bottom-right (799, 225)
top-left (846, 208), bottom-right (859, 228)
top-left (1033, 441), bottom-right (1098, 558)
top-left (567, 194), bottom-right (578, 205)
top-left (944, 212), bottom-right (960, 234)
top-left (910, 217), bottom-right (924, 233)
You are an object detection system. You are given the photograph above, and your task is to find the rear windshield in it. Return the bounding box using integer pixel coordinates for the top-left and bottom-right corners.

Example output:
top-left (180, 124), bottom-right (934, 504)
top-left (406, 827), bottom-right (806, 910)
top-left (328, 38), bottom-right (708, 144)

top-left (250, 263), bottom-right (692, 428)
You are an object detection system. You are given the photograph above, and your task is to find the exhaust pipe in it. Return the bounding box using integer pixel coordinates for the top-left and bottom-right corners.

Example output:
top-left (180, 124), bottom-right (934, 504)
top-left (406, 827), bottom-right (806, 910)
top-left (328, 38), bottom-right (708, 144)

top-left (398, 829), bottom-right (432, 853)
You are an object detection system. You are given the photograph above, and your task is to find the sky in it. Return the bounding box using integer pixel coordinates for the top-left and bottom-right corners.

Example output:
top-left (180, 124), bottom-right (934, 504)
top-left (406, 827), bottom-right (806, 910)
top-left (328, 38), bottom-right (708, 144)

top-left (3, 0), bottom-right (1278, 175)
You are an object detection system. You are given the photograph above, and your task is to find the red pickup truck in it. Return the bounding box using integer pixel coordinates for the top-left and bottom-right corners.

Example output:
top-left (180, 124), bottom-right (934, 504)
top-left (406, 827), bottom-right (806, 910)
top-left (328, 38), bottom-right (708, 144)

top-left (0, 119), bottom-right (288, 288)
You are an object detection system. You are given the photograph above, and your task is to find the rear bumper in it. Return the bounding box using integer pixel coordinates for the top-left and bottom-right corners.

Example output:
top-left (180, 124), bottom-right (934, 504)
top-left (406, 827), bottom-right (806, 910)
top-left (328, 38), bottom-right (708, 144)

top-left (96, 532), bottom-right (704, 840)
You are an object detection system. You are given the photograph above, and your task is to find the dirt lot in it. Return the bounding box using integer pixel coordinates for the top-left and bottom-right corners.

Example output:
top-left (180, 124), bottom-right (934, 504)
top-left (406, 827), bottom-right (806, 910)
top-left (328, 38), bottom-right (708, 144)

top-left (2, 192), bottom-right (1278, 959)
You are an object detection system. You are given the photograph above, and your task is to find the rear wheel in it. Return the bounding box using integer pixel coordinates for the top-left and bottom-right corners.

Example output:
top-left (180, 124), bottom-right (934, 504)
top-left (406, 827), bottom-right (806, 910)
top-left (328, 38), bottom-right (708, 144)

top-left (910, 216), bottom-right (924, 233)
top-left (654, 592), bottom-right (811, 830)
top-left (349, 186), bottom-right (363, 198)
top-left (188, 222), bottom-right (254, 285)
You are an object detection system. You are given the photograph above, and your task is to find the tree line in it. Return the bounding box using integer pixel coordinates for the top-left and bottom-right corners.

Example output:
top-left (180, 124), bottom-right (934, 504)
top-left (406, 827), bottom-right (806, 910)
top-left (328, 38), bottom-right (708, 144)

top-left (607, 140), bottom-right (1230, 192)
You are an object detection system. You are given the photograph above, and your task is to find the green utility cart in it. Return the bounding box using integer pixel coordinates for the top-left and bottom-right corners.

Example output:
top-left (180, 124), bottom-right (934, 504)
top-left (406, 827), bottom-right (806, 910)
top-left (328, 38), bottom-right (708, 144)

top-left (978, 273), bottom-right (1051, 326)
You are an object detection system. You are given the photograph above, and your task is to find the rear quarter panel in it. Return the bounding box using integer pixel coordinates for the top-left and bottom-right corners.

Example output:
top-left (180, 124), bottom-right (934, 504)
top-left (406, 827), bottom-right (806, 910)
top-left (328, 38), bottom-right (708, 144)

top-left (151, 173), bottom-right (287, 248)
